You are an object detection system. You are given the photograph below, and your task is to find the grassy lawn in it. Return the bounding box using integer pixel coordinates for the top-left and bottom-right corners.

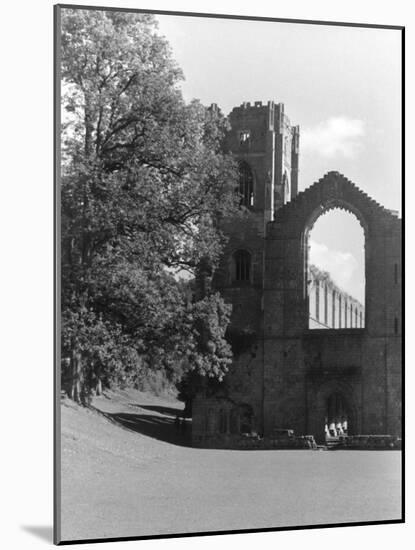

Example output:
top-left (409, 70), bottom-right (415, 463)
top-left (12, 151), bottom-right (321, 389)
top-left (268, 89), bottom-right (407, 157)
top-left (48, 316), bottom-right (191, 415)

top-left (59, 389), bottom-right (402, 542)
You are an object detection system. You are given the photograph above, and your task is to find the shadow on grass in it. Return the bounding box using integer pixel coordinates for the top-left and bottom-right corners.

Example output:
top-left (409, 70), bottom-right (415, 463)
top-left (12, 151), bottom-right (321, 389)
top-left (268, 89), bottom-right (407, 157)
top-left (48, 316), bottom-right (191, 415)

top-left (130, 404), bottom-right (184, 417)
top-left (107, 412), bottom-right (192, 447)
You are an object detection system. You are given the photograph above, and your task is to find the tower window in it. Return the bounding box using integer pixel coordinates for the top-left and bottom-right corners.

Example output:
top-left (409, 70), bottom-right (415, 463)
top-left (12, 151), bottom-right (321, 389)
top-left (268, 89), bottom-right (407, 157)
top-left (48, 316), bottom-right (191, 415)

top-left (282, 171), bottom-right (290, 203)
top-left (239, 130), bottom-right (251, 144)
top-left (234, 250), bottom-right (251, 282)
top-left (238, 161), bottom-right (254, 207)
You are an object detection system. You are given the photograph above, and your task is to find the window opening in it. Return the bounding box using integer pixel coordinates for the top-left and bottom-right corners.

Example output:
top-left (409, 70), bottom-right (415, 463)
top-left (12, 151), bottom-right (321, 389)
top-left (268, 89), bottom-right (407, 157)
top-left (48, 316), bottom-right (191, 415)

top-left (238, 161), bottom-right (254, 207)
top-left (234, 250), bottom-right (251, 282)
top-left (307, 208), bottom-right (365, 330)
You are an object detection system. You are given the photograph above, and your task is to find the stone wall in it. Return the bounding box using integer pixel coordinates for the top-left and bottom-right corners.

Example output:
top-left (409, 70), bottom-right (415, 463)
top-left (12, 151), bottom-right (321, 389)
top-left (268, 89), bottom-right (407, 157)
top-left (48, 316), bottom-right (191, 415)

top-left (192, 101), bottom-right (401, 448)
top-left (263, 172), bottom-right (402, 443)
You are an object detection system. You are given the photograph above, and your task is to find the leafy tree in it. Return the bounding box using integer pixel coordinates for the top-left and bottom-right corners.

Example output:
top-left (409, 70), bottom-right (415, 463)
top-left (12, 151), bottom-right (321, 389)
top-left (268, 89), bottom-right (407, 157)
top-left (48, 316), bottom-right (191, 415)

top-left (60, 9), bottom-right (237, 401)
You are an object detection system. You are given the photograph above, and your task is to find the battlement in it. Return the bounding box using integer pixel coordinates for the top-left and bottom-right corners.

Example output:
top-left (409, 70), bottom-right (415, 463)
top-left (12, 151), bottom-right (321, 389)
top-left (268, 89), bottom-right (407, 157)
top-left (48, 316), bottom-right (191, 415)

top-left (225, 99), bottom-right (300, 213)
top-left (230, 99), bottom-right (278, 114)
top-left (241, 100), bottom-right (266, 109)
top-left (228, 100), bottom-right (294, 133)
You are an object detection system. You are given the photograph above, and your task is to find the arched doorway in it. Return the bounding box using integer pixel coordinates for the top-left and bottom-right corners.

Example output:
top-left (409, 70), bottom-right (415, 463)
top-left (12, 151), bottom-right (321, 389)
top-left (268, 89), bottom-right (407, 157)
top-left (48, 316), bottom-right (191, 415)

top-left (325, 392), bottom-right (352, 440)
top-left (307, 380), bottom-right (359, 444)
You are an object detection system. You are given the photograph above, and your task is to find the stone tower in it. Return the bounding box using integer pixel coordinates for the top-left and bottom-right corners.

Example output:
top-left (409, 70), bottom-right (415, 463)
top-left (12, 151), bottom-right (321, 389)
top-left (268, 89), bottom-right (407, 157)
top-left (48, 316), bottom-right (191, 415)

top-left (214, 101), bottom-right (299, 322)
top-left (193, 101), bottom-right (300, 444)
top-left (226, 100), bottom-right (300, 219)
top-left (212, 100), bottom-right (300, 330)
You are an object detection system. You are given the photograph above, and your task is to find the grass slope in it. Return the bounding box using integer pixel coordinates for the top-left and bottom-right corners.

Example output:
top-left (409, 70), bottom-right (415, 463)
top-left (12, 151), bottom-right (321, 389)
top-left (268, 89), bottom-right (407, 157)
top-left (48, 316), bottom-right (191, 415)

top-left (59, 389), bottom-right (402, 542)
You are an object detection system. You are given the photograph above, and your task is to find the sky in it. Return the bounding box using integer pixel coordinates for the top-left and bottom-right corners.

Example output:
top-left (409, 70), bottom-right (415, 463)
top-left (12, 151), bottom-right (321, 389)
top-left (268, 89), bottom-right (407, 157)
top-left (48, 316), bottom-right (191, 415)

top-left (155, 14), bottom-right (402, 302)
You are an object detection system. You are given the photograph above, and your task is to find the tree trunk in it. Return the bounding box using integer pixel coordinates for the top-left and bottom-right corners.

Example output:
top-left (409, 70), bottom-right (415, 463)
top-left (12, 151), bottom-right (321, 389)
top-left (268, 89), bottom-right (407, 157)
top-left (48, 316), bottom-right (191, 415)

top-left (70, 350), bottom-right (82, 403)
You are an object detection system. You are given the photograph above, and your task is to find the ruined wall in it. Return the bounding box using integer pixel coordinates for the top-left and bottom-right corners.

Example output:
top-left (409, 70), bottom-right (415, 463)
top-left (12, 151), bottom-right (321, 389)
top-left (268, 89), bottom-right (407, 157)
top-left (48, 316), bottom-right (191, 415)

top-left (264, 172), bottom-right (402, 442)
top-left (192, 102), bottom-right (401, 449)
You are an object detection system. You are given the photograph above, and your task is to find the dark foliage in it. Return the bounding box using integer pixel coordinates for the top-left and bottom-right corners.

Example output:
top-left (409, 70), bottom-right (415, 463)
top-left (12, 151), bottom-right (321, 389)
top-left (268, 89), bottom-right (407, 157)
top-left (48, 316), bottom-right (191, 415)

top-left (60, 9), bottom-right (238, 402)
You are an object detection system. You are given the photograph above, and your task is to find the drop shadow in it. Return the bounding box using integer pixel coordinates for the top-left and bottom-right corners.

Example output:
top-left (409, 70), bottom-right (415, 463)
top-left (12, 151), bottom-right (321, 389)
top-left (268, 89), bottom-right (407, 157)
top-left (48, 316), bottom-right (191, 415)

top-left (108, 412), bottom-right (192, 447)
top-left (21, 525), bottom-right (53, 543)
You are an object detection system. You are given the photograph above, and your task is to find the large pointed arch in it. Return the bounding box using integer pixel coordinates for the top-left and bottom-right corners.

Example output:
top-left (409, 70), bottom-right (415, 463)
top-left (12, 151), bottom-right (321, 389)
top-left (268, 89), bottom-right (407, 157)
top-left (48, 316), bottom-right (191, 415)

top-left (266, 171), bottom-right (401, 335)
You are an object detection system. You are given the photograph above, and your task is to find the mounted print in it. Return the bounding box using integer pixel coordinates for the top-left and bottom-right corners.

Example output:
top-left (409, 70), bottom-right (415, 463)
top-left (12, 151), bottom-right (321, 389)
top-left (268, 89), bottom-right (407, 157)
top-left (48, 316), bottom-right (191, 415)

top-left (54, 3), bottom-right (404, 544)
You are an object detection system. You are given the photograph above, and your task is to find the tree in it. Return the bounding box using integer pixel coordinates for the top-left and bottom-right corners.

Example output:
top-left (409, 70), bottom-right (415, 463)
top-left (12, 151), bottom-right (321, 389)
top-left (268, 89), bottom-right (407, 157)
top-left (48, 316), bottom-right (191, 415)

top-left (60, 9), bottom-right (237, 402)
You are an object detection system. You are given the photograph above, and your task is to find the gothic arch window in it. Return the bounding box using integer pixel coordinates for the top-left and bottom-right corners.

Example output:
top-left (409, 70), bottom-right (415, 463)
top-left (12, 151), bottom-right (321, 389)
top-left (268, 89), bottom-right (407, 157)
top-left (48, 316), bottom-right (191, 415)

top-left (229, 409), bottom-right (239, 434)
top-left (239, 130), bottom-right (251, 144)
top-left (219, 409), bottom-right (228, 434)
top-left (282, 171), bottom-right (290, 203)
top-left (206, 408), bottom-right (215, 434)
top-left (239, 403), bottom-right (254, 434)
top-left (233, 250), bottom-right (251, 283)
top-left (238, 161), bottom-right (254, 208)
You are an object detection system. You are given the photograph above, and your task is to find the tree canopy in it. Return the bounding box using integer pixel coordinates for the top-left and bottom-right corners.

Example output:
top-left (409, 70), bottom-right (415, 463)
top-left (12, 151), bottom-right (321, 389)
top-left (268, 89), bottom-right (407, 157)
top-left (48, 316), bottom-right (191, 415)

top-left (60, 9), bottom-right (238, 402)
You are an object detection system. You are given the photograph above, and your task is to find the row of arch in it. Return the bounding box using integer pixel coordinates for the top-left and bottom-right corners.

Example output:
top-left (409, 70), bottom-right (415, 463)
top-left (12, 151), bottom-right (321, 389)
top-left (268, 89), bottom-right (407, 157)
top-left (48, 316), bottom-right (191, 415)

top-left (310, 277), bottom-right (365, 329)
top-left (204, 393), bottom-right (355, 439)
top-left (231, 247), bottom-right (366, 331)
top-left (205, 403), bottom-right (253, 435)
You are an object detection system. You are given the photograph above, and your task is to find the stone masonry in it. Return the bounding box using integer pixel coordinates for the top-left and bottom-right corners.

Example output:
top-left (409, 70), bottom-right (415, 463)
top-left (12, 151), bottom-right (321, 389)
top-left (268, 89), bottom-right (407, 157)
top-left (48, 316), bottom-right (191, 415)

top-left (192, 101), bottom-right (402, 447)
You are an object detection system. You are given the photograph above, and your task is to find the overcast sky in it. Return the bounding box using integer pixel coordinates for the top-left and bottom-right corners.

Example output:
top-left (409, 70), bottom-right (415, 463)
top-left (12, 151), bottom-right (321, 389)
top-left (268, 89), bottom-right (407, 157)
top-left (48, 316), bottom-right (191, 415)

top-left (155, 14), bottom-right (402, 302)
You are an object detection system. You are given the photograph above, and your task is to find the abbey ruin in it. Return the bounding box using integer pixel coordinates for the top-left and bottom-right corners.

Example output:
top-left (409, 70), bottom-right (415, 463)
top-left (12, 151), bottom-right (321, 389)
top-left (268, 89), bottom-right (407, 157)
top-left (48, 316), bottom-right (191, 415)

top-left (192, 100), bottom-right (402, 447)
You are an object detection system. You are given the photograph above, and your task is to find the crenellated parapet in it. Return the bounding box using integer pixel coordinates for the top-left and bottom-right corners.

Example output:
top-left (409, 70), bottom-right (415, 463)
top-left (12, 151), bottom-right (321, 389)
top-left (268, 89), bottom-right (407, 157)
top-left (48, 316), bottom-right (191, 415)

top-left (269, 171), bottom-right (401, 238)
